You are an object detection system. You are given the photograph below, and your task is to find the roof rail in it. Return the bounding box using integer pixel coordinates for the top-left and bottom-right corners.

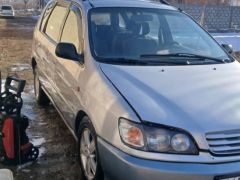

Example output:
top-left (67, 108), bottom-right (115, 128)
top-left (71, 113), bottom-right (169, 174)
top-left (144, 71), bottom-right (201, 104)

top-left (82, 0), bottom-right (170, 7)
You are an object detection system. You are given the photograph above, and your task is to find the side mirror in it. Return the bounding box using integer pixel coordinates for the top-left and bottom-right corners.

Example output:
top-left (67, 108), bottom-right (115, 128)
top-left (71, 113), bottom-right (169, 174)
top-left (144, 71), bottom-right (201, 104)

top-left (55, 43), bottom-right (83, 62)
top-left (222, 44), bottom-right (233, 54)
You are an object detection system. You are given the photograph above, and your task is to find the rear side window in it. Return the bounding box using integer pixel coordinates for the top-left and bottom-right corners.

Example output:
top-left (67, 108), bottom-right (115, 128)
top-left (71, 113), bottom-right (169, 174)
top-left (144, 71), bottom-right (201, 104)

top-left (44, 5), bottom-right (68, 42)
top-left (61, 7), bottom-right (82, 53)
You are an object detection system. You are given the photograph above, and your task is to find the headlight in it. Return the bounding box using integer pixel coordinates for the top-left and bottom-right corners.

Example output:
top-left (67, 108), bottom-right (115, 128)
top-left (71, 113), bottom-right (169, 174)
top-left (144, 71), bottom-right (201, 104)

top-left (119, 119), bottom-right (145, 149)
top-left (171, 134), bottom-right (191, 152)
top-left (119, 118), bottom-right (198, 155)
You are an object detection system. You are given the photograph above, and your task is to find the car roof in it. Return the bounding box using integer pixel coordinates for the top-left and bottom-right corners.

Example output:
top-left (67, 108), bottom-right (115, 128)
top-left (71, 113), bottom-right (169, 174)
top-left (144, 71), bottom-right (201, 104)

top-left (78, 0), bottom-right (176, 10)
top-left (1, 5), bottom-right (13, 8)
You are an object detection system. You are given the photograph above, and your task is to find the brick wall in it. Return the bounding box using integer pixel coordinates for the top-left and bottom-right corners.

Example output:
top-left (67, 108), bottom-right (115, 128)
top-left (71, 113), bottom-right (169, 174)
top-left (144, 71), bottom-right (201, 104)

top-left (168, 0), bottom-right (231, 5)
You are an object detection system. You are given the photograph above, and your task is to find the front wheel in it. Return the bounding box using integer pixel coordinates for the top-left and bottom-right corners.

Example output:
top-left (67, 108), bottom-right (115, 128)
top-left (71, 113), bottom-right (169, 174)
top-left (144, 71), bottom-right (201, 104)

top-left (78, 117), bottom-right (104, 180)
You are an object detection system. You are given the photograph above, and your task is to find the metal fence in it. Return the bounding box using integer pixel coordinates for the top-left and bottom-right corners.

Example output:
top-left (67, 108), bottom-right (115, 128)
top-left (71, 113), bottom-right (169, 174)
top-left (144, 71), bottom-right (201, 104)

top-left (172, 3), bottom-right (240, 32)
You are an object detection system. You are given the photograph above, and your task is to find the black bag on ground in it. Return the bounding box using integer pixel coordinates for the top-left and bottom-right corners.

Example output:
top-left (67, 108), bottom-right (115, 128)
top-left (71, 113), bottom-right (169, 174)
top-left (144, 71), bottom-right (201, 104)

top-left (0, 75), bottom-right (39, 165)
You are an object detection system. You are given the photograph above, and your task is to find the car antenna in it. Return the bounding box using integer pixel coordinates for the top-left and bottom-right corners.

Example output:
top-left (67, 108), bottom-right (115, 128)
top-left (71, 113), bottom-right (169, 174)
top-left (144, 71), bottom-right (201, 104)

top-left (83, 0), bottom-right (94, 7)
top-left (89, 0), bottom-right (94, 7)
top-left (159, 0), bottom-right (170, 5)
top-left (159, 0), bottom-right (183, 11)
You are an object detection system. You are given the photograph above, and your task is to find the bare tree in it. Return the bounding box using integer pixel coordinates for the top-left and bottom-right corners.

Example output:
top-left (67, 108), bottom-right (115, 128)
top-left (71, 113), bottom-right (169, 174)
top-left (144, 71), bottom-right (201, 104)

top-left (22, 0), bottom-right (29, 10)
top-left (199, 0), bottom-right (208, 26)
top-left (38, 0), bottom-right (45, 9)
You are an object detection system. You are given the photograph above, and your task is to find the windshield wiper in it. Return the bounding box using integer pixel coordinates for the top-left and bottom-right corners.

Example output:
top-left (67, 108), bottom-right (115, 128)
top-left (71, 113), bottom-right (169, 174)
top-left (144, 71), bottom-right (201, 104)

top-left (140, 53), bottom-right (229, 63)
top-left (98, 57), bottom-right (190, 65)
top-left (98, 58), bottom-right (149, 65)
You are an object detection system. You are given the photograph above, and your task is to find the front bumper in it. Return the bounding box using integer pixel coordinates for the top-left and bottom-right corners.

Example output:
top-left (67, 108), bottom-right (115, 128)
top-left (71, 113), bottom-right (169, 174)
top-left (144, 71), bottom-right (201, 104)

top-left (0, 14), bottom-right (14, 17)
top-left (98, 138), bottom-right (240, 180)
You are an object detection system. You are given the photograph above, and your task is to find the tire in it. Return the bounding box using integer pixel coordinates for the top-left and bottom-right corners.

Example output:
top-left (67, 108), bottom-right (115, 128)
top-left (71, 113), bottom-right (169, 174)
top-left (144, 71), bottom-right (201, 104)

top-left (78, 117), bottom-right (104, 180)
top-left (33, 67), bottom-right (50, 106)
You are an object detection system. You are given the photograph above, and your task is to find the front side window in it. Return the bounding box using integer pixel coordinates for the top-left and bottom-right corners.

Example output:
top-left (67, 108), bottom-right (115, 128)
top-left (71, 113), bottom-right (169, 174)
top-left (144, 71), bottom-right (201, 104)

top-left (61, 7), bottom-right (82, 53)
top-left (40, 2), bottom-right (55, 32)
top-left (45, 5), bottom-right (68, 42)
top-left (165, 15), bottom-right (216, 57)
top-left (91, 12), bottom-right (111, 25)
top-left (89, 8), bottom-right (231, 65)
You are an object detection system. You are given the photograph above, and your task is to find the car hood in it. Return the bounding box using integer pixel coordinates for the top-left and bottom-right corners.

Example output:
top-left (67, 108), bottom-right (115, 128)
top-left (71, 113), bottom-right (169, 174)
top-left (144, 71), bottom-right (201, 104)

top-left (100, 61), bottom-right (240, 135)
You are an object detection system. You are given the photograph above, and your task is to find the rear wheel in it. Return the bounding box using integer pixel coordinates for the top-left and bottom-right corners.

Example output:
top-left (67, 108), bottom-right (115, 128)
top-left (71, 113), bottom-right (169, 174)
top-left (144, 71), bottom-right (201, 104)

top-left (33, 67), bottom-right (49, 106)
top-left (78, 117), bottom-right (104, 180)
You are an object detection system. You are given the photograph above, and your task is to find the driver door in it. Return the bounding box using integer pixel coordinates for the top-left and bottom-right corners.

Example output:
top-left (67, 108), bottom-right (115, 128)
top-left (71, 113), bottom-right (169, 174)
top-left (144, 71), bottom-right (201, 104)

top-left (54, 4), bottom-right (84, 129)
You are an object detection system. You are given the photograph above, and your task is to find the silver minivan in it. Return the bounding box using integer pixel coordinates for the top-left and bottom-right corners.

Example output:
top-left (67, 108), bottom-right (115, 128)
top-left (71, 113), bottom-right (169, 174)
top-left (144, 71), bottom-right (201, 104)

top-left (0, 5), bottom-right (14, 18)
top-left (32, 0), bottom-right (240, 179)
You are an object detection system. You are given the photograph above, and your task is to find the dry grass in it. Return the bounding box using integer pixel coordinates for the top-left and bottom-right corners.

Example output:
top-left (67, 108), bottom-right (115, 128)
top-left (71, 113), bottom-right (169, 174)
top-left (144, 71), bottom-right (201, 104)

top-left (0, 18), bottom-right (34, 86)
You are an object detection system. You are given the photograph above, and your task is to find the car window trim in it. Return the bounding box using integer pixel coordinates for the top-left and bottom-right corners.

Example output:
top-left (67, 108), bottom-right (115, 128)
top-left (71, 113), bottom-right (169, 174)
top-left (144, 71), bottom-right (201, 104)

top-left (41, 2), bottom-right (70, 44)
top-left (71, 2), bottom-right (84, 52)
top-left (72, 2), bottom-right (85, 68)
top-left (39, 1), bottom-right (58, 44)
top-left (61, 3), bottom-right (84, 53)
top-left (39, 1), bottom-right (56, 32)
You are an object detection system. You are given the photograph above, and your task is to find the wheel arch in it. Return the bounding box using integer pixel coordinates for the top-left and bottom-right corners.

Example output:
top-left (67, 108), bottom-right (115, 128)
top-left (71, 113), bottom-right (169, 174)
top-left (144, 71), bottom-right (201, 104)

top-left (31, 57), bottom-right (37, 70)
top-left (75, 110), bottom-right (88, 134)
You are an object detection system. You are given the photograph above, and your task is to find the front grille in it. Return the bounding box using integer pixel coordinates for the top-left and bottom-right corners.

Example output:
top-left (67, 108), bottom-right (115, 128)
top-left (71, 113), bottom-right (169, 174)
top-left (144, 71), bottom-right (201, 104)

top-left (0, 13), bottom-right (13, 15)
top-left (206, 130), bottom-right (240, 155)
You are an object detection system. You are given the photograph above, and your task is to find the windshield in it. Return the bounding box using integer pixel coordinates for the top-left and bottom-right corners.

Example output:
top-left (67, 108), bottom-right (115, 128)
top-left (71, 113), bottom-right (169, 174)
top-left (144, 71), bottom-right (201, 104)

top-left (1, 6), bottom-right (12, 10)
top-left (89, 8), bottom-right (231, 65)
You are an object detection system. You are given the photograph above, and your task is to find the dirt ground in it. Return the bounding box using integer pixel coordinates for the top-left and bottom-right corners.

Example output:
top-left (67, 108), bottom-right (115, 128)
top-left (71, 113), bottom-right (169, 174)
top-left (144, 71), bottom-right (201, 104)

top-left (0, 17), bottom-right (81, 180)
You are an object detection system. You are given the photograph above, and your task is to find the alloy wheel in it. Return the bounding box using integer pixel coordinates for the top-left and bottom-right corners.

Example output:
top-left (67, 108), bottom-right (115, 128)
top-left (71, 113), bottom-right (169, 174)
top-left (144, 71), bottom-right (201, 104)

top-left (80, 128), bottom-right (97, 180)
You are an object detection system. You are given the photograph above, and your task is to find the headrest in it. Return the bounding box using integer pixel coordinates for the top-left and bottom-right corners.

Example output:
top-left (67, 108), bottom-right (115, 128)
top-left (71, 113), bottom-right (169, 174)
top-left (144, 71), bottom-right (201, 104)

top-left (129, 21), bottom-right (141, 35)
top-left (141, 22), bottom-right (150, 36)
top-left (96, 25), bottom-right (112, 36)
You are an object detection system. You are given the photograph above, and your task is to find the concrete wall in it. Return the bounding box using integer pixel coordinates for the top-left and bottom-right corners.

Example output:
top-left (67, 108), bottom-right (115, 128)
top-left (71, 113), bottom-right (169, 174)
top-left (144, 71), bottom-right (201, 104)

top-left (176, 4), bottom-right (240, 32)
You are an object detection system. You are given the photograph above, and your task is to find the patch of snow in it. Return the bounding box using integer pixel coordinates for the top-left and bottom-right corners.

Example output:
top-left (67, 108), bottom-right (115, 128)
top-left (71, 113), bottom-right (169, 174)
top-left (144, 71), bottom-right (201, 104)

top-left (11, 63), bottom-right (31, 72)
top-left (21, 169), bottom-right (31, 173)
top-left (1, 79), bottom-right (6, 92)
top-left (39, 147), bottom-right (46, 158)
top-left (31, 137), bottom-right (46, 147)
top-left (22, 92), bottom-right (34, 103)
top-left (32, 16), bottom-right (40, 20)
top-left (17, 162), bottom-right (35, 171)
top-left (38, 122), bottom-right (47, 126)
top-left (212, 33), bottom-right (240, 52)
